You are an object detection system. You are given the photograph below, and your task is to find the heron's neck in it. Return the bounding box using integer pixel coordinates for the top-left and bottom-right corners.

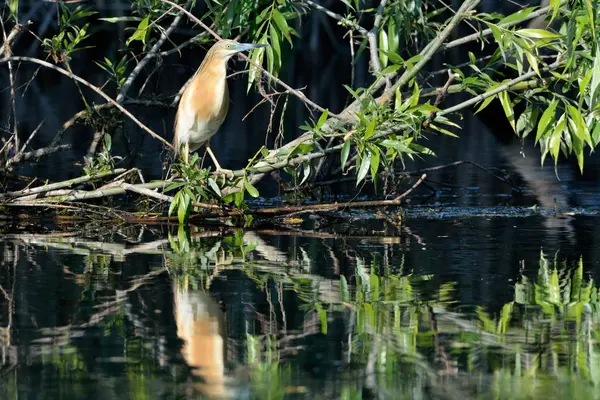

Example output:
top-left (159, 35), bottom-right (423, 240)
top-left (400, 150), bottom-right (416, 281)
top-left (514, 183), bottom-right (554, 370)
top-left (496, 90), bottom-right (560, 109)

top-left (198, 53), bottom-right (228, 81)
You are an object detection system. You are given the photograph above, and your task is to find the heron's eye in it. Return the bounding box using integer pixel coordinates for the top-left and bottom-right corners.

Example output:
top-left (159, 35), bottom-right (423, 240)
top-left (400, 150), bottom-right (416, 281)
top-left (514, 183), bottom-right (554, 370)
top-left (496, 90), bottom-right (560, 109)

top-left (227, 44), bottom-right (232, 49)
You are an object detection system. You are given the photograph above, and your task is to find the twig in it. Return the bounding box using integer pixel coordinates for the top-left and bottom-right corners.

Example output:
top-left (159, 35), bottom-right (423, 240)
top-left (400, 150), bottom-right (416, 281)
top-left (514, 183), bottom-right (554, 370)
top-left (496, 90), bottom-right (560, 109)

top-left (116, 1), bottom-right (192, 104)
top-left (121, 182), bottom-right (173, 202)
top-left (7, 120), bottom-right (45, 168)
top-left (368, 0), bottom-right (389, 89)
top-left (158, 32), bottom-right (209, 57)
top-left (10, 181), bottom-right (171, 204)
top-left (1, 22), bottom-right (22, 151)
top-left (0, 56), bottom-right (172, 148)
top-left (423, 70), bottom-right (456, 129)
top-left (304, 0), bottom-right (369, 36)
top-left (14, 144), bottom-right (71, 162)
top-left (85, 128), bottom-right (105, 164)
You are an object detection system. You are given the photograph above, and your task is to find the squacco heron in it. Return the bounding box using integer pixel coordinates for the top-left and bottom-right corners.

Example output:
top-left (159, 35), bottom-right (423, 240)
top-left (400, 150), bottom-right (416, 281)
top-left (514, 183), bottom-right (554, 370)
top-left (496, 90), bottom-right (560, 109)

top-left (173, 39), bottom-right (267, 175)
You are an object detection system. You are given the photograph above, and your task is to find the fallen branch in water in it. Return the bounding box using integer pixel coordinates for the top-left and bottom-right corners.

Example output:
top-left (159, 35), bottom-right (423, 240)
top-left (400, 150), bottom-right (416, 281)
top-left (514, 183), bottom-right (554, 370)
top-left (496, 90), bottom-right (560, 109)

top-left (249, 173), bottom-right (426, 217)
top-left (0, 168), bottom-right (128, 199)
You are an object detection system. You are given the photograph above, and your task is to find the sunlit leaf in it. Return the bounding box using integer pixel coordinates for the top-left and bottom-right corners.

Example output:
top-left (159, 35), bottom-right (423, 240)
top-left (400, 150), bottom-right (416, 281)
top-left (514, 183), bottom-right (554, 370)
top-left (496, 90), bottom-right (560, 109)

top-left (498, 91), bottom-right (516, 131)
top-left (516, 28), bottom-right (561, 39)
top-left (536, 98), bottom-right (558, 143)
top-left (356, 151), bottom-right (371, 185)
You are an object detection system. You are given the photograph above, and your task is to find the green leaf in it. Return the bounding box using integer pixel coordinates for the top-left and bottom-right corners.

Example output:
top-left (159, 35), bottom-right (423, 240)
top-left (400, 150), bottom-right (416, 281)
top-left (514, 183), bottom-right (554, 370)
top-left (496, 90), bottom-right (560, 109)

top-left (356, 151), bottom-right (371, 186)
top-left (208, 178), bottom-right (221, 197)
top-left (379, 29), bottom-right (388, 68)
top-left (516, 104), bottom-right (539, 138)
top-left (499, 7), bottom-right (536, 25)
top-left (268, 24), bottom-right (281, 68)
top-left (9, 0), bottom-right (18, 21)
top-left (475, 94), bottom-right (497, 114)
top-left (164, 181), bottom-right (186, 192)
top-left (590, 52), bottom-right (600, 105)
top-left (364, 118), bottom-right (376, 140)
top-left (498, 91), bottom-right (515, 132)
top-left (168, 192), bottom-right (179, 217)
top-left (103, 133), bottom-right (112, 152)
top-left (566, 104), bottom-right (593, 148)
top-left (300, 163), bottom-right (311, 185)
top-left (244, 179), bottom-right (259, 197)
top-left (579, 68), bottom-right (594, 104)
top-left (516, 29), bottom-right (561, 39)
top-left (340, 140), bottom-right (351, 171)
top-left (525, 51), bottom-right (540, 77)
top-left (272, 9), bottom-right (291, 45)
top-left (178, 193), bottom-right (191, 224)
top-left (549, 0), bottom-right (561, 22)
top-left (126, 15), bottom-right (150, 47)
top-left (369, 146), bottom-right (380, 187)
top-left (99, 16), bottom-right (141, 23)
top-left (316, 109), bottom-right (329, 129)
top-left (550, 113), bottom-right (566, 166)
top-left (536, 98), bottom-right (558, 143)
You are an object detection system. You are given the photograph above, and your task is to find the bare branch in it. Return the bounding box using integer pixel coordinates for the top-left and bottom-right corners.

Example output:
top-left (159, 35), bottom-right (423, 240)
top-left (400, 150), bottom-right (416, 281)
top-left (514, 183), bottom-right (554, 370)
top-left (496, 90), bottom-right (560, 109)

top-left (0, 56), bottom-right (172, 148)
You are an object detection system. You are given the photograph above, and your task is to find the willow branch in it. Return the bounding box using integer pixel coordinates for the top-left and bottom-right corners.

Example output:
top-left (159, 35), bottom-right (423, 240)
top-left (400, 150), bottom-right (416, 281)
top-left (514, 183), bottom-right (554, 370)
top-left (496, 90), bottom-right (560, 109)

top-left (441, 0), bottom-right (568, 52)
top-left (368, 0), bottom-right (389, 88)
top-left (438, 60), bottom-right (562, 117)
top-left (375, 0), bottom-right (480, 105)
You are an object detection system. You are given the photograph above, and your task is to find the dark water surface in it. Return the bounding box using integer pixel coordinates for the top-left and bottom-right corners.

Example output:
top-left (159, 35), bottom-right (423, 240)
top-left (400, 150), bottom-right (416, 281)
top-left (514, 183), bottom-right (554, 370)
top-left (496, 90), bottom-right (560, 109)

top-left (1, 197), bottom-right (600, 399)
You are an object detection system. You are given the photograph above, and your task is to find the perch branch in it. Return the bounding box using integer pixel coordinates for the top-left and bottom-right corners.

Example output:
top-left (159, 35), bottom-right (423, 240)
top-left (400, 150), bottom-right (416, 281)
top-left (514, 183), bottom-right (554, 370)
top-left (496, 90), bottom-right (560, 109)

top-left (250, 174), bottom-right (426, 216)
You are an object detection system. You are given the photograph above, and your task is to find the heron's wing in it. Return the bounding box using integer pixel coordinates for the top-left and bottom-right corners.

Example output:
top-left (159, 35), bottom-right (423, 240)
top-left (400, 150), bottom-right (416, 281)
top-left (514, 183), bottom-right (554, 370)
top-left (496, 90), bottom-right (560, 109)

top-left (173, 88), bottom-right (197, 153)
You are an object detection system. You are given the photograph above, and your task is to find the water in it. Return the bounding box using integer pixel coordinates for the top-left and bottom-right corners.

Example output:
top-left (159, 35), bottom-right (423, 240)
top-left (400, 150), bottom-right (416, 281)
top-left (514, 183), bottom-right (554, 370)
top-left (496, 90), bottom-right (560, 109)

top-left (1, 201), bottom-right (600, 399)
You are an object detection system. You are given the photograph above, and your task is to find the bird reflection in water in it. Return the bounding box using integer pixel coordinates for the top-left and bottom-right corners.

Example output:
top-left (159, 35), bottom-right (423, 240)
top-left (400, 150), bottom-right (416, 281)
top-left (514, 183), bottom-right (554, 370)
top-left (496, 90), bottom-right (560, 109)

top-left (173, 279), bottom-right (230, 398)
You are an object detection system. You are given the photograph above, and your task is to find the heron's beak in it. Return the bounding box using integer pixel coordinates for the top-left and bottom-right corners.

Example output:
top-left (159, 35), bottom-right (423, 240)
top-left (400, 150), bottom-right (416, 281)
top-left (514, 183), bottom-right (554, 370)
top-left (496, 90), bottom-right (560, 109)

top-left (232, 43), bottom-right (268, 52)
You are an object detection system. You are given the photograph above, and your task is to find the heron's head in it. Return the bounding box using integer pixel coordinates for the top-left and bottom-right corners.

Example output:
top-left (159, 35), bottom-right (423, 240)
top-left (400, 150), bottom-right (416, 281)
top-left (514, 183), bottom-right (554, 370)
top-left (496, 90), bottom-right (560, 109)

top-left (211, 39), bottom-right (268, 61)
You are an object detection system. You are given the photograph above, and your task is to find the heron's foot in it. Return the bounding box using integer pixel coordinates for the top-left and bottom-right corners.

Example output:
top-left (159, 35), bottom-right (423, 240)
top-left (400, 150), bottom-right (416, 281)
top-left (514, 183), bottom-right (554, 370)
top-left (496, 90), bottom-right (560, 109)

top-left (215, 167), bottom-right (235, 179)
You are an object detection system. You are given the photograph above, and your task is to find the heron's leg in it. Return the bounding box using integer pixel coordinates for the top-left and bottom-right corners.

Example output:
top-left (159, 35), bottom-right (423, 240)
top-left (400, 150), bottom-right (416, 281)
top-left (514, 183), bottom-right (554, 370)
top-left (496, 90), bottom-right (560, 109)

top-left (205, 141), bottom-right (234, 178)
top-left (182, 142), bottom-right (189, 165)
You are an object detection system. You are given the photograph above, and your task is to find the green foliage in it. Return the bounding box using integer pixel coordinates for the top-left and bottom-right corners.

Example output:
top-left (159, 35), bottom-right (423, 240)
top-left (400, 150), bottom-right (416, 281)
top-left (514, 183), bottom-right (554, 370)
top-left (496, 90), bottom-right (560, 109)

top-left (95, 55), bottom-right (128, 90)
top-left (167, 153), bottom-right (222, 224)
top-left (42, 4), bottom-right (96, 62)
top-left (242, 1), bottom-right (300, 90)
top-left (458, 3), bottom-right (600, 173)
top-left (83, 134), bottom-right (122, 175)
